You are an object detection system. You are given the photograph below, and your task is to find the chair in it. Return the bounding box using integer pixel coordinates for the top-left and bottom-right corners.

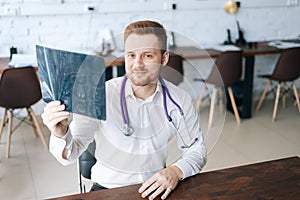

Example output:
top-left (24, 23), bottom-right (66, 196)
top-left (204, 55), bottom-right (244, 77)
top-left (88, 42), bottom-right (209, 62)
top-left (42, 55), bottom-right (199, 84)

top-left (0, 66), bottom-right (48, 158)
top-left (195, 51), bottom-right (242, 128)
top-left (161, 54), bottom-right (184, 85)
top-left (256, 47), bottom-right (300, 122)
top-left (78, 140), bottom-right (96, 193)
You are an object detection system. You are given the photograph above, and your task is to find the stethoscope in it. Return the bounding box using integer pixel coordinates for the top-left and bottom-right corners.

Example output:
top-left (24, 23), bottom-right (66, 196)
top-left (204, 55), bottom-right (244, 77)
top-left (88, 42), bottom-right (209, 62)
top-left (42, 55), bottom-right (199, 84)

top-left (120, 75), bottom-right (198, 148)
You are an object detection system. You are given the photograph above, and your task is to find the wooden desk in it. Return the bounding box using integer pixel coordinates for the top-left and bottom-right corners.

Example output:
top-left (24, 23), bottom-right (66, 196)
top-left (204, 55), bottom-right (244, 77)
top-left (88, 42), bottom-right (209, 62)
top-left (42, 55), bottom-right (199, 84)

top-left (169, 46), bottom-right (221, 59)
top-left (0, 44), bottom-right (281, 118)
top-left (0, 56), bottom-right (125, 74)
top-left (171, 45), bottom-right (282, 119)
top-left (239, 44), bottom-right (281, 118)
top-left (48, 156), bottom-right (300, 200)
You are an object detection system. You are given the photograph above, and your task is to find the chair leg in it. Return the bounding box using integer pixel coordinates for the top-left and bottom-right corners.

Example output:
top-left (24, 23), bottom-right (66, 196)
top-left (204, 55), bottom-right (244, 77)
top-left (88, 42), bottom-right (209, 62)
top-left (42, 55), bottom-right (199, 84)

top-left (282, 82), bottom-right (286, 109)
top-left (208, 88), bottom-right (217, 128)
top-left (227, 87), bottom-right (241, 124)
top-left (0, 108), bottom-right (7, 142)
top-left (27, 108), bottom-right (48, 150)
top-left (218, 87), bottom-right (223, 114)
top-left (294, 92), bottom-right (300, 106)
top-left (272, 83), bottom-right (281, 122)
top-left (256, 80), bottom-right (271, 112)
top-left (196, 85), bottom-right (206, 112)
top-left (292, 83), bottom-right (300, 112)
top-left (27, 108), bottom-right (38, 137)
top-left (6, 110), bottom-right (13, 158)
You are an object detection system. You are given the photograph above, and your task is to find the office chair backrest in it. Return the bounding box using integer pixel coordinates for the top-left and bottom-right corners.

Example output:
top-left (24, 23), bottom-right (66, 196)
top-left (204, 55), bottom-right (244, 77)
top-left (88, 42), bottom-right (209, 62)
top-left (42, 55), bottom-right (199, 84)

top-left (206, 51), bottom-right (242, 87)
top-left (79, 140), bottom-right (96, 179)
top-left (161, 54), bottom-right (184, 85)
top-left (271, 47), bottom-right (300, 81)
top-left (0, 67), bottom-right (42, 109)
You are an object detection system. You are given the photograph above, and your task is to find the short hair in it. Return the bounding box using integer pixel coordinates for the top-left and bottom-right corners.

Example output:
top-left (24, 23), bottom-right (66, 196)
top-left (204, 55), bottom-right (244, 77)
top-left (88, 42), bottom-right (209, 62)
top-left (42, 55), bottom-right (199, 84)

top-left (124, 20), bottom-right (167, 51)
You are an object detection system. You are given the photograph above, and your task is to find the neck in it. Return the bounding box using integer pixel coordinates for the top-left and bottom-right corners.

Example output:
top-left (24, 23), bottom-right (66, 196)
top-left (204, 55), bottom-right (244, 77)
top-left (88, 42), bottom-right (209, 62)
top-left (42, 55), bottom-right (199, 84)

top-left (132, 83), bottom-right (157, 100)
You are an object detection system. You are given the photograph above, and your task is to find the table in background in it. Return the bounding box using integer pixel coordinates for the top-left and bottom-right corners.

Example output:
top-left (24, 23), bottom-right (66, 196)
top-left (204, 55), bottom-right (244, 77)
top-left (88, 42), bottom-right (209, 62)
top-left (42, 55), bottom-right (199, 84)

top-left (171, 45), bottom-right (281, 119)
top-left (0, 55), bottom-right (125, 74)
top-left (48, 156), bottom-right (300, 199)
top-left (0, 44), bottom-right (282, 119)
top-left (239, 44), bottom-right (281, 118)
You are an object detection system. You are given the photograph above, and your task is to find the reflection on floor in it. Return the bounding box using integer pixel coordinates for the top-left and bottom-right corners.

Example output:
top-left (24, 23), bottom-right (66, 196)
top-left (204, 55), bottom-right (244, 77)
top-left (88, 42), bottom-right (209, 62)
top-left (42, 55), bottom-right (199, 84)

top-left (0, 99), bottom-right (299, 200)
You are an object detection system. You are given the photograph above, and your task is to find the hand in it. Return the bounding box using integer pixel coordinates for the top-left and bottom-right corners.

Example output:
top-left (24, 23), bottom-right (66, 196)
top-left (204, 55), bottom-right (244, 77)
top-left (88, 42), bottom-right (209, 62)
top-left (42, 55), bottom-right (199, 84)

top-left (138, 166), bottom-right (183, 200)
top-left (41, 100), bottom-right (70, 138)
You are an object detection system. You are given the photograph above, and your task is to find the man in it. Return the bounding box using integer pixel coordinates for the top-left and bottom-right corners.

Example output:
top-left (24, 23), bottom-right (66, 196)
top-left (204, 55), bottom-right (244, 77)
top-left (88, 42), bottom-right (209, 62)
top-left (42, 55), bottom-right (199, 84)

top-left (42, 20), bottom-right (206, 200)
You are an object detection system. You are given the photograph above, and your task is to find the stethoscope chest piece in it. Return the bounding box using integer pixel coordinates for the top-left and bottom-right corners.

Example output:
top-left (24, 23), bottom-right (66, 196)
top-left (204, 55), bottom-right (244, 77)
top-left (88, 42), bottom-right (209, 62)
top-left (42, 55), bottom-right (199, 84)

top-left (123, 124), bottom-right (134, 136)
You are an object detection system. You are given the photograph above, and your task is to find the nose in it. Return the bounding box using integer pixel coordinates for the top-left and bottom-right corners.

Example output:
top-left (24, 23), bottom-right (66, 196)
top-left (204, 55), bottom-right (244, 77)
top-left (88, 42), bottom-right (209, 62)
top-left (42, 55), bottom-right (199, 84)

top-left (133, 55), bottom-right (144, 68)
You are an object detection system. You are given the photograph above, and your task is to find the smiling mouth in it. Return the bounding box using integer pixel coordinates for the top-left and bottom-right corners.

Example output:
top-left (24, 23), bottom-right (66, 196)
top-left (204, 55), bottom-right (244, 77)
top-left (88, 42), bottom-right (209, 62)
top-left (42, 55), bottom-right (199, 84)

top-left (133, 71), bottom-right (147, 75)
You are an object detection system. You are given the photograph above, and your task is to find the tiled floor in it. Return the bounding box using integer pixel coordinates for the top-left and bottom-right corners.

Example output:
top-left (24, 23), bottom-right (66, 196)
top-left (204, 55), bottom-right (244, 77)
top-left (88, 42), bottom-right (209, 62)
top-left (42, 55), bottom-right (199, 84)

top-left (0, 98), bottom-right (299, 200)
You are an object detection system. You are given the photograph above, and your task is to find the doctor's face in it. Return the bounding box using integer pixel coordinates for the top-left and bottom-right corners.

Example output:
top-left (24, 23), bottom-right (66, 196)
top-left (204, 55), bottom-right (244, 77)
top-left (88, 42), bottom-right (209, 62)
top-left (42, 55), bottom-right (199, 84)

top-left (124, 33), bottom-right (169, 87)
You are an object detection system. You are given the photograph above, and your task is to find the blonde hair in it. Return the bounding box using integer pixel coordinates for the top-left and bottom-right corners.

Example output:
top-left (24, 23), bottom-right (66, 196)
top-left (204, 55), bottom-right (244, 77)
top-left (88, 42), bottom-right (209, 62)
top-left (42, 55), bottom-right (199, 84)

top-left (124, 20), bottom-right (167, 52)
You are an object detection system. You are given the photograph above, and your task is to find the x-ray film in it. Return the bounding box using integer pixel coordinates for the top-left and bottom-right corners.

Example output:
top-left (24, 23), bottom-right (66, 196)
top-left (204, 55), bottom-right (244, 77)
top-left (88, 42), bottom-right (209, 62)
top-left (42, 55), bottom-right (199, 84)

top-left (36, 45), bottom-right (106, 120)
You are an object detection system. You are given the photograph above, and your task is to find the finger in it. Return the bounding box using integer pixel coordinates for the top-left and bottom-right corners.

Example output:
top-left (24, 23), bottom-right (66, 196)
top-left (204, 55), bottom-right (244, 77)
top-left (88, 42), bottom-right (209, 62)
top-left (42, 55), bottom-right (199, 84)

top-left (44, 100), bottom-right (62, 109)
top-left (141, 181), bottom-right (160, 198)
top-left (139, 175), bottom-right (157, 193)
top-left (45, 111), bottom-right (70, 122)
top-left (44, 104), bottom-right (66, 115)
top-left (42, 108), bottom-right (68, 120)
top-left (161, 187), bottom-right (172, 200)
top-left (46, 116), bottom-right (69, 128)
top-left (43, 113), bottom-right (69, 129)
top-left (44, 101), bottom-right (66, 113)
top-left (148, 185), bottom-right (165, 200)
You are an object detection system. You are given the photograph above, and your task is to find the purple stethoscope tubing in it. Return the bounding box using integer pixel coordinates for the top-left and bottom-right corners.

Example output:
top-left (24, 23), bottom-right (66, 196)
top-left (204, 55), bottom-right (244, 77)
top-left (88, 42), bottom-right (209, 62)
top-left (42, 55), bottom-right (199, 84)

top-left (120, 76), bottom-right (198, 148)
top-left (120, 76), bottom-right (181, 126)
top-left (120, 76), bottom-right (133, 136)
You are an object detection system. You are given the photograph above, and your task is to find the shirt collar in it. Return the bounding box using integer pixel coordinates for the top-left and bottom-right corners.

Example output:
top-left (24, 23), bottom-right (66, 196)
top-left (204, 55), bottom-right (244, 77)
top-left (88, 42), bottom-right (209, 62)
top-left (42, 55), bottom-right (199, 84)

top-left (124, 77), bottom-right (162, 102)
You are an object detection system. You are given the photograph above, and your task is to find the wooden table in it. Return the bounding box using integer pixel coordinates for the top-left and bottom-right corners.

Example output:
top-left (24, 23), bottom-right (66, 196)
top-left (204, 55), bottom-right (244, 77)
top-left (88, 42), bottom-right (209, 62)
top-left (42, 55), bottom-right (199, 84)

top-left (238, 43), bottom-right (281, 118)
top-left (171, 45), bottom-right (282, 119)
top-left (0, 55), bottom-right (125, 74)
top-left (169, 46), bottom-right (221, 59)
top-left (0, 44), bottom-right (282, 119)
top-left (48, 156), bottom-right (300, 200)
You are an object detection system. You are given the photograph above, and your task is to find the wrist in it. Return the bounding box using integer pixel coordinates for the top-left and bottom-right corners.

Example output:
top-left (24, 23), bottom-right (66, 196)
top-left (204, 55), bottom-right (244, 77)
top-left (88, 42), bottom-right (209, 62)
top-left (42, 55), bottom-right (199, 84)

top-left (171, 165), bottom-right (184, 181)
top-left (52, 124), bottom-right (69, 138)
top-left (52, 127), bottom-right (68, 139)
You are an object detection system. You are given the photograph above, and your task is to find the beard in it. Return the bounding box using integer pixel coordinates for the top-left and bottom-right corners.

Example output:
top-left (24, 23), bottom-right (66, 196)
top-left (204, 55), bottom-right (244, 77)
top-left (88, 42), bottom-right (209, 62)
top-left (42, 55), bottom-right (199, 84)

top-left (127, 70), bottom-right (159, 87)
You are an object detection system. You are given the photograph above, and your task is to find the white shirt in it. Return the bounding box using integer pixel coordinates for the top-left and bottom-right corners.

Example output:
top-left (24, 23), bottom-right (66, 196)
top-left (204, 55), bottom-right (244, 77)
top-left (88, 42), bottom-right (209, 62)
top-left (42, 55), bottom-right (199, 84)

top-left (49, 77), bottom-right (207, 188)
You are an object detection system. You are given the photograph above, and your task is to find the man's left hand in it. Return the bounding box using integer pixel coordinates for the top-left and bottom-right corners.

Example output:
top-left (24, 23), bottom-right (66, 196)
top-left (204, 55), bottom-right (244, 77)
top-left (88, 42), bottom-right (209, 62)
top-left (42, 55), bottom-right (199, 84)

top-left (138, 166), bottom-right (183, 200)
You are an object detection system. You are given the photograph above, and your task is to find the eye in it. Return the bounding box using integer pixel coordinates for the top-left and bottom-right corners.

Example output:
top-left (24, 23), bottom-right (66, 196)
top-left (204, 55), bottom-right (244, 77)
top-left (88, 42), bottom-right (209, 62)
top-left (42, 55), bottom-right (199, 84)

top-left (126, 53), bottom-right (135, 59)
top-left (144, 53), bottom-right (153, 59)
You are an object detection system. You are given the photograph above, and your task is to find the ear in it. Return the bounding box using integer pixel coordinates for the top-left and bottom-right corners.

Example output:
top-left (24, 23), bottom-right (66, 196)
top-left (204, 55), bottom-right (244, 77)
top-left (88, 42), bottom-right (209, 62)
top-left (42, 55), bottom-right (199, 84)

top-left (162, 51), bottom-right (169, 66)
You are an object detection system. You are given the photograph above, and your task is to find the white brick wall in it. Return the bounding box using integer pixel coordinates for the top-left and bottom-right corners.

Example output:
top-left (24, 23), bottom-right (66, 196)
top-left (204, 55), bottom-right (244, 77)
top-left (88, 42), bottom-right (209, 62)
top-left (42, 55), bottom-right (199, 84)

top-left (1, 0), bottom-right (299, 56)
top-left (0, 0), bottom-right (299, 107)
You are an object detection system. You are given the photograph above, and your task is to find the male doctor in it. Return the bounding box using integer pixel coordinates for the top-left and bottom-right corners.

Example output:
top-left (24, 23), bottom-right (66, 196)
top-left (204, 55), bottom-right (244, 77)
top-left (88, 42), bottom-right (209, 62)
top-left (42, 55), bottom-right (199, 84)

top-left (42, 20), bottom-right (207, 200)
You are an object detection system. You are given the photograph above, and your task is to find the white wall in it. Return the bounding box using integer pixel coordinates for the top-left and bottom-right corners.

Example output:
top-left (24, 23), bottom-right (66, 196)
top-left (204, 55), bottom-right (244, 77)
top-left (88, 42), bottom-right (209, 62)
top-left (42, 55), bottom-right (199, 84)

top-left (0, 0), bottom-right (299, 99)
top-left (1, 0), bottom-right (300, 56)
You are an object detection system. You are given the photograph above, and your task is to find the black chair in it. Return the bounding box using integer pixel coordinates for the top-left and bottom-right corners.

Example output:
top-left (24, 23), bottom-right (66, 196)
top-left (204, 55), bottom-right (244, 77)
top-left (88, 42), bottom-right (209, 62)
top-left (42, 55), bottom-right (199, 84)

top-left (0, 67), bottom-right (48, 158)
top-left (195, 51), bottom-right (242, 128)
top-left (256, 47), bottom-right (300, 122)
top-left (161, 54), bottom-right (184, 85)
top-left (78, 140), bottom-right (96, 193)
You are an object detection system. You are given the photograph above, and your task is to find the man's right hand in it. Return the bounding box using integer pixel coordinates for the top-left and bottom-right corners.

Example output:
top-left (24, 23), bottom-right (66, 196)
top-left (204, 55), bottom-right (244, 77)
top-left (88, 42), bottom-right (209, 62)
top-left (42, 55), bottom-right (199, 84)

top-left (41, 100), bottom-right (70, 138)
